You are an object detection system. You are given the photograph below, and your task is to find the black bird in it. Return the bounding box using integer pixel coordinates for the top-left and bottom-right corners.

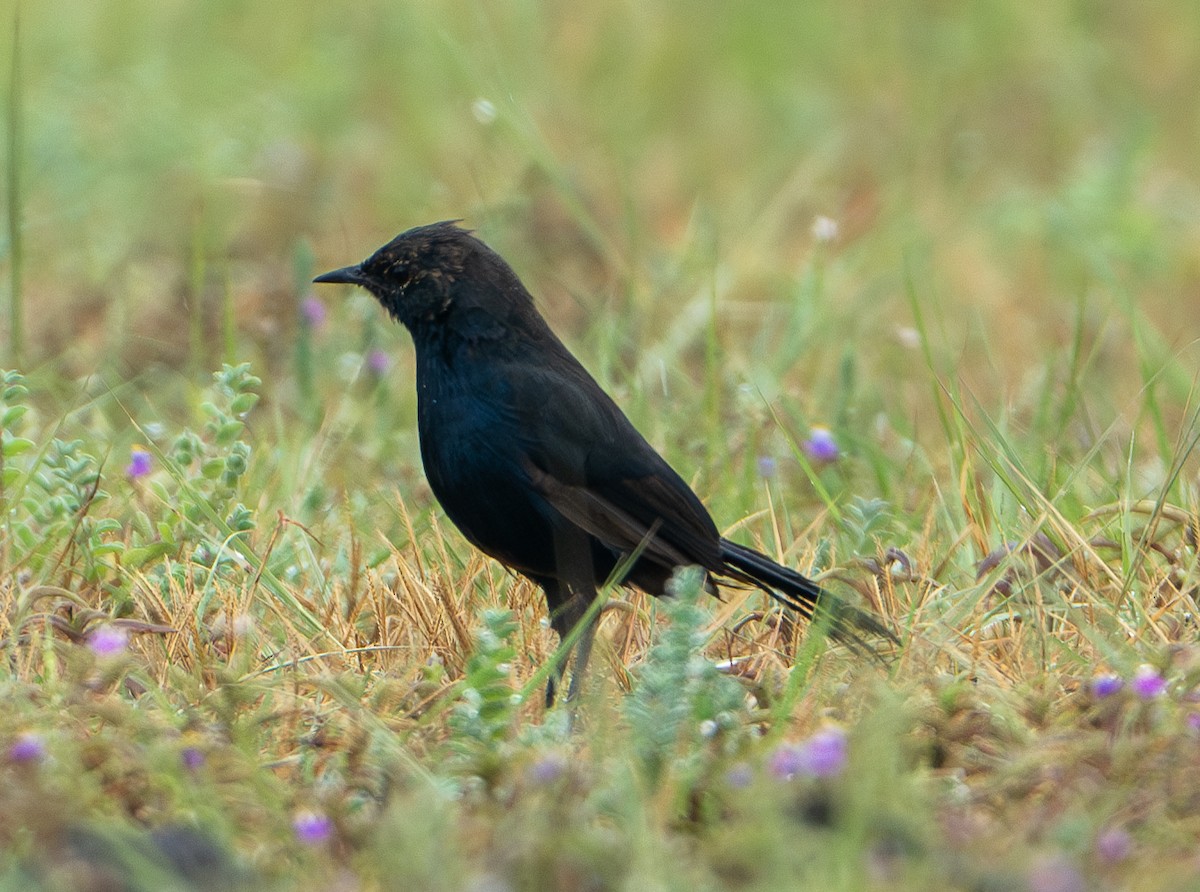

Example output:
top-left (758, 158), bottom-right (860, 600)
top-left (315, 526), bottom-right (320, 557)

top-left (315, 221), bottom-right (891, 702)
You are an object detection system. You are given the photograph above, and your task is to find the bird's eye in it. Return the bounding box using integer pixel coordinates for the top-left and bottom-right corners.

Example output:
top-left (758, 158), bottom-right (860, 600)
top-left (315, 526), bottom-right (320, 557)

top-left (385, 261), bottom-right (412, 285)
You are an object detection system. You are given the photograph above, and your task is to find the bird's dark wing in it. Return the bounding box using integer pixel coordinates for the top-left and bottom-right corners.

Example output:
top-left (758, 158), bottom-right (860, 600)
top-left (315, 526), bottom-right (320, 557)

top-left (522, 458), bottom-right (699, 568)
top-left (500, 353), bottom-right (725, 575)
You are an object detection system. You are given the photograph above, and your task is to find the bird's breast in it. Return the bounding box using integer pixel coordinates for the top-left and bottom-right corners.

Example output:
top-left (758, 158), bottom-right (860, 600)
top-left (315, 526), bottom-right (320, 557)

top-left (413, 363), bottom-right (522, 505)
top-left (412, 369), bottom-right (564, 576)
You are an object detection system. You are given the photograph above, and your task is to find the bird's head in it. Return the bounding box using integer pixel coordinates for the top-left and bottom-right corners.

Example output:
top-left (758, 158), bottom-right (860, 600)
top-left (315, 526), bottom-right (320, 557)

top-left (314, 220), bottom-right (507, 329)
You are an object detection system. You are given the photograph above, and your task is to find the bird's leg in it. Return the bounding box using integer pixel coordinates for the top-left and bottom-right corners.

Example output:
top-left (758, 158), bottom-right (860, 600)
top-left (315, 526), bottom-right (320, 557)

top-left (540, 579), bottom-right (574, 707)
top-left (545, 587), bottom-right (596, 707)
top-left (564, 596), bottom-right (598, 703)
top-left (545, 664), bottom-right (563, 709)
top-left (539, 526), bottom-right (602, 708)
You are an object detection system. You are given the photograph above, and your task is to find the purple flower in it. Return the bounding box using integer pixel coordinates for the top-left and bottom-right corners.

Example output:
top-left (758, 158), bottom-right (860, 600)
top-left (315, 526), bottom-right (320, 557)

top-left (292, 810), bottom-right (333, 846)
top-left (756, 456), bottom-right (777, 478)
top-left (803, 427), bottom-right (839, 463)
top-left (1094, 827), bottom-right (1132, 864)
top-left (1187, 712), bottom-right (1200, 734)
top-left (1090, 674), bottom-right (1123, 699)
top-left (8, 732), bottom-right (46, 764)
top-left (725, 763), bottom-right (753, 789)
top-left (1131, 665), bottom-right (1166, 700)
top-left (126, 446), bottom-right (152, 479)
top-left (798, 727), bottom-right (848, 778)
top-left (769, 727), bottom-right (848, 780)
top-left (300, 296), bottom-right (327, 329)
top-left (367, 348), bottom-right (391, 375)
top-left (769, 743), bottom-right (805, 780)
top-left (181, 747), bottom-right (205, 772)
top-left (1028, 855), bottom-right (1086, 892)
top-left (87, 625), bottom-right (129, 657)
top-left (528, 753), bottom-right (567, 785)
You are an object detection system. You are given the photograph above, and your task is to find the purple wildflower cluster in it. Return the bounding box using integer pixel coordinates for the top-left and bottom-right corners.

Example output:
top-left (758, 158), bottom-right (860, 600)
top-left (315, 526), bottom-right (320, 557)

top-left (1094, 827), bottom-right (1132, 864)
top-left (126, 446), bottom-right (152, 479)
top-left (1090, 665), bottom-right (1168, 701)
top-left (803, 426), bottom-right (839, 463)
top-left (1130, 665), bottom-right (1167, 699)
top-left (293, 810), bottom-right (333, 846)
top-left (181, 746), bottom-right (205, 772)
top-left (367, 348), bottom-right (391, 376)
top-left (527, 752), bottom-right (568, 785)
top-left (8, 731), bottom-right (46, 764)
top-left (1090, 664), bottom-right (1200, 730)
top-left (768, 726), bottom-right (848, 781)
top-left (300, 296), bottom-right (327, 329)
top-left (88, 625), bottom-right (130, 657)
top-left (1090, 674), bottom-right (1123, 698)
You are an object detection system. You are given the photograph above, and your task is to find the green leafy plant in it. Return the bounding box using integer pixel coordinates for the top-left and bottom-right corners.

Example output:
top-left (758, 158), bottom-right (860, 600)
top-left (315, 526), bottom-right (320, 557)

top-left (447, 608), bottom-right (524, 782)
top-left (135, 363), bottom-right (262, 606)
top-left (624, 566), bottom-right (749, 790)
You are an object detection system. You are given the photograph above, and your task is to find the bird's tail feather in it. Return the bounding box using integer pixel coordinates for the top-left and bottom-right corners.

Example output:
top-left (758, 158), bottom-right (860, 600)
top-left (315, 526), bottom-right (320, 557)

top-left (718, 539), bottom-right (896, 651)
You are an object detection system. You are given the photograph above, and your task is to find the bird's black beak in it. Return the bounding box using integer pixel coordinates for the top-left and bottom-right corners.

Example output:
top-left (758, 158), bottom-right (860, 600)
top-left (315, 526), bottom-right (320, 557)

top-left (313, 264), bottom-right (364, 286)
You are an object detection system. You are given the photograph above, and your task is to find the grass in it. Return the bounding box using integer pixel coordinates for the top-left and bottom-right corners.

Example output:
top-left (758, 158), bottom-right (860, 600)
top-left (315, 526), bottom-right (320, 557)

top-left (2, 1), bottom-right (1200, 889)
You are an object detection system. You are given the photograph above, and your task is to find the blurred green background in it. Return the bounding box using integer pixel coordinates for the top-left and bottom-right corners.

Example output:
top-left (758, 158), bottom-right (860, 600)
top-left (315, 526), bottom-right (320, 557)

top-left (4, 0), bottom-right (1198, 556)
top-left (9, 0), bottom-right (1199, 392)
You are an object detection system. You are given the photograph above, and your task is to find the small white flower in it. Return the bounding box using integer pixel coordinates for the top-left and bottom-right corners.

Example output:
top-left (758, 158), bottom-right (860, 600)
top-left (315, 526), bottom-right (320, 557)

top-left (337, 351), bottom-right (362, 383)
top-left (472, 98), bottom-right (497, 125)
top-left (811, 215), bottom-right (839, 243)
top-left (895, 326), bottom-right (921, 349)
